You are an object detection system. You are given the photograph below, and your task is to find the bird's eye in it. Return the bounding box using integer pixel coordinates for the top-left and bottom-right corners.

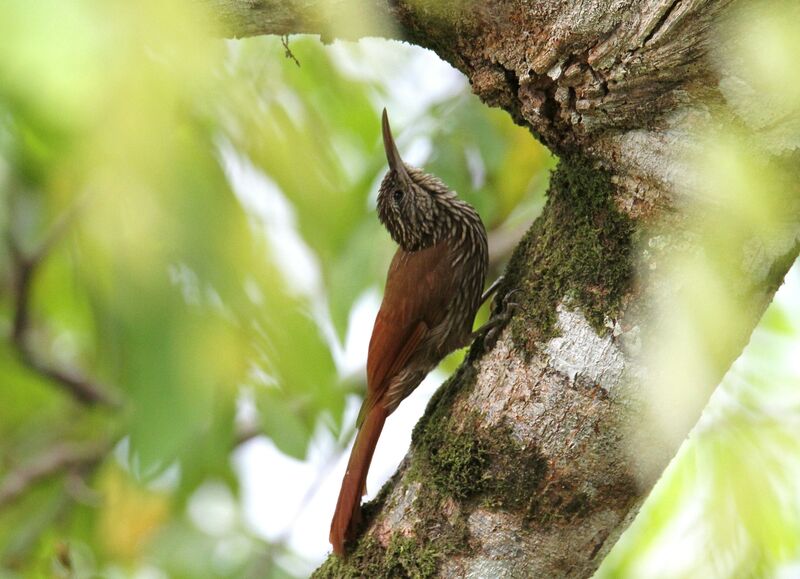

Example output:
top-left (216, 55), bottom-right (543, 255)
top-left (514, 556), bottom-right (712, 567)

top-left (393, 190), bottom-right (404, 203)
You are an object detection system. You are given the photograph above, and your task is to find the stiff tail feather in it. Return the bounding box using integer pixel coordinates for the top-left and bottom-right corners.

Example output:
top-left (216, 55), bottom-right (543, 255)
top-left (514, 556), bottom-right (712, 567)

top-left (329, 404), bottom-right (387, 555)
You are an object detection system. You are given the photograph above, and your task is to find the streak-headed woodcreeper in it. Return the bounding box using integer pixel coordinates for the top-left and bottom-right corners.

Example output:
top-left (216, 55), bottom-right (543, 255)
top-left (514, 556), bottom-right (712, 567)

top-left (329, 109), bottom-right (497, 555)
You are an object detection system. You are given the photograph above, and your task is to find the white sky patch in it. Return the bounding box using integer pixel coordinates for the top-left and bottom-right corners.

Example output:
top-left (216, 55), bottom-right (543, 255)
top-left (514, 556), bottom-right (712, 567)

top-left (465, 144), bottom-right (486, 190)
top-left (777, 561), bottom-right (800, 579)
top-left (403, 135), bottom-right (433, 167)
top-left (233, 370), bottom-right (445, 567)
top-left (233, 419), bottom-right (341, 544)
top-left (218, 139), bottom-right (320, 296)
top-left (328, 38), bottom-right (466, 123)
top-left (188, 482), bottom-right (238, 537)
top-left (776, 264), bottom-right (800, 378)
top-left (340, 289), bottom-right (381, 378)
top-left (632, 497), bottom-right (709, 578)
top-left (295, 371), bottom-right (443, 563)
top-left (233, 396), bottom-right (358, 569)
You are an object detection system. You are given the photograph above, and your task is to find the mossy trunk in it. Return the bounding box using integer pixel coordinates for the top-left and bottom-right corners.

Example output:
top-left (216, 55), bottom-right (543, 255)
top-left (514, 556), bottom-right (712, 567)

top-left (208, 1), bottom-right (800, 577)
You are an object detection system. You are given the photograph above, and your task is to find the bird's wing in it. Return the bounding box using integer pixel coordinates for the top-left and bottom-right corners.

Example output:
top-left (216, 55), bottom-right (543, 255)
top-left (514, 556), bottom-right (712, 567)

top-left (361, 240), bottom-right (455, 422)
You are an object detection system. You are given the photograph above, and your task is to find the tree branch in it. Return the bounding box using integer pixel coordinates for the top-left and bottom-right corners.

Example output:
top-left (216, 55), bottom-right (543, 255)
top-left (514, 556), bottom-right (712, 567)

top-left (6, 210), bottom-right (121, 408)
top-left (0, 441), bottom-right (111, 510)
top-left (0, 418), bottom-right (303, 512)
top-left (200, 0), bottom-right (403, 40)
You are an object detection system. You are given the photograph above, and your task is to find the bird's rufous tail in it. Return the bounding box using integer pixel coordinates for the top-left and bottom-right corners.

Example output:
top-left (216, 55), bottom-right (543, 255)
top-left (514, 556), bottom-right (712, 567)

top-left (329, 404), bottom-right (387, 556)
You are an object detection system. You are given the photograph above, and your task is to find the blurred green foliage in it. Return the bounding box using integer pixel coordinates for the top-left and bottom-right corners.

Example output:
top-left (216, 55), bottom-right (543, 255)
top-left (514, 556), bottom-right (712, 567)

top-left (600, 265), bottom-right (800, 578)
top-left (600, 1), bottom-right (800, 576)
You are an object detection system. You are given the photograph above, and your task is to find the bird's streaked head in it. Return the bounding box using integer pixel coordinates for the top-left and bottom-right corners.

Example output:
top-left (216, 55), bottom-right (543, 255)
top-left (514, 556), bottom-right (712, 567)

top-left (377, 108), bottom-right (454, 251)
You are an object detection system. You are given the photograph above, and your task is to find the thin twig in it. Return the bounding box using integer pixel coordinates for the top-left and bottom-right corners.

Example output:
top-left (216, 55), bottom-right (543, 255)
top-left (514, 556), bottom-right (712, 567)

top-left (281, 35), bottom-right (301, 67)
top-left (6, 204), bottom-right (121, 408)
top-left (7, 236), bottom-right (33, 345)
top-left (29, 194), bottom-right (91, 266)
top-left (0, 440), bottom-right (111, 510)
top-left (234, 422), bottom-right (263, 446)
top-left (13, 341), bottom-right (119, 407)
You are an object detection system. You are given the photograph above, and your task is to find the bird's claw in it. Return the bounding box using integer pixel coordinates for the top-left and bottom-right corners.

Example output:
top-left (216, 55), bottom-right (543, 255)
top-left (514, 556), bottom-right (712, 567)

top-left (476, 288), bottom-right (521, 347)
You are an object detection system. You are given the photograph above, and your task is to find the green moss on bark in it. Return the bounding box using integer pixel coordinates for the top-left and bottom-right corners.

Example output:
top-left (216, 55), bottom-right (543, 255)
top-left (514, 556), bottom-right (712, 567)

top-left (313, 533), bottom-right (440, 579)
top-left (410, 363), bottom-right (487, 500)
top-left (412, 412), bottom-right (488, 500)
top-left (497, 154), bottom-right (634, 350)
top-left (480, 429), bottom-right (549, 511)
top-left (312, 536), bottom-right (386, 579)
top-left (360, 469), bottom-right (401, 528)
top-left (312, 489), bottom-right (467, 579)
top-left (412, 375), bottom-right (552, 515)
top-left (413, 484), bottom-right (472, 550)
top-left (383, 536), bottom-right (440, 578)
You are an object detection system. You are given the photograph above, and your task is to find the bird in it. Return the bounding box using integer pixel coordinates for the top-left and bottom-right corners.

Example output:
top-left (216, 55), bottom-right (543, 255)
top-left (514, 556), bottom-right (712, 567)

top-left (329, 109), bottom-right (501, 556)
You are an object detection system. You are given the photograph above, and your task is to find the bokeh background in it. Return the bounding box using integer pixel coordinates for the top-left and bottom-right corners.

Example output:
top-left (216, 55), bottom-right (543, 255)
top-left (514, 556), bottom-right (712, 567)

top-left (0, 0), bottom-right (798, 577)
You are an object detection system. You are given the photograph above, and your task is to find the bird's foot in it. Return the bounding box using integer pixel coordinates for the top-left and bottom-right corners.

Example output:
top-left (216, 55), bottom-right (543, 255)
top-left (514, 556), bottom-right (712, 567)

top-left (480, 275), bottom-right (504, 306)
top-left (473, 288), bottom-right (521, 347)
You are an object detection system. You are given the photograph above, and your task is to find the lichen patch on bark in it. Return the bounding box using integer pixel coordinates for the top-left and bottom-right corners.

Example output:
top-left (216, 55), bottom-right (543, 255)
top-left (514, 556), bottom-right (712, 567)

top-left (544, 304), bottom-right (625, 392)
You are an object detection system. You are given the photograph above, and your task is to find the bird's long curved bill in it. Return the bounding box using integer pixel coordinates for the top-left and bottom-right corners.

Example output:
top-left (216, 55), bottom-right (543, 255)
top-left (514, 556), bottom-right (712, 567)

top-left (382, 109), bottom-right (408, 180)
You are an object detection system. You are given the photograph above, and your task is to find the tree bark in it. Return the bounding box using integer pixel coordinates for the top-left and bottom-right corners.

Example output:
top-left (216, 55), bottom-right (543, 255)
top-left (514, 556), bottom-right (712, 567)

top-left (203, 1), bottom-right (800, 576)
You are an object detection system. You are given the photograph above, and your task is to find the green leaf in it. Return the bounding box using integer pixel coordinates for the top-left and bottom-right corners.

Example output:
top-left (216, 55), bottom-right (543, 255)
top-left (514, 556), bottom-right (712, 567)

top-left (257, 390), bottom-right (310, 460)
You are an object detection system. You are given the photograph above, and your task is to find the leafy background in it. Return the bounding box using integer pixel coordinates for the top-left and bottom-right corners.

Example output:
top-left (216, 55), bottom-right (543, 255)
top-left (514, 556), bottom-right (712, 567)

top-left (0, 0), bottom-right (797, 577)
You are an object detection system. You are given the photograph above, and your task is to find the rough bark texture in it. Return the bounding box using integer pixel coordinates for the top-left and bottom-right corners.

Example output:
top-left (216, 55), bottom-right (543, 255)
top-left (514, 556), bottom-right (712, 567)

top-left (202, 1), bottom-right (800, 576)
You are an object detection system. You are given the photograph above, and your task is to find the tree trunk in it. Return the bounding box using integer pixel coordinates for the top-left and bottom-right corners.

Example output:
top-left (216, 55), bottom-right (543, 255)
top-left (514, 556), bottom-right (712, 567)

top-left (204, 1), bottom-right (800, 576)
